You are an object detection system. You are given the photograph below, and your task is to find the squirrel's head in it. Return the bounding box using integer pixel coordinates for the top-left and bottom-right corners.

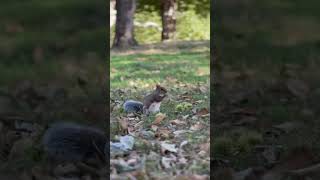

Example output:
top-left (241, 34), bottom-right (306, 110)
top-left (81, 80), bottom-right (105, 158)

top-left (155, 84), bottom-right (167, 98)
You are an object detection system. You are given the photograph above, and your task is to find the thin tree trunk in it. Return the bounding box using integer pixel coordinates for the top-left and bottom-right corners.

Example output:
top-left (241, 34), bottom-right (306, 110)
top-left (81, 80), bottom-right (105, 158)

top-left (110, 0), bottom-right (116, 28)
top-left (113, 0), bottom-right (138, 49)
top-left (161, 0), bottom-right (177, 41)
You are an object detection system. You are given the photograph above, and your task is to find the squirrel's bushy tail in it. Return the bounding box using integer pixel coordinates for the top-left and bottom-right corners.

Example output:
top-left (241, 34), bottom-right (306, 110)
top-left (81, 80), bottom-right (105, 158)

top-left (123, 100), bottom-right (143, 114)
top-left (42, 123), bottom-right (107, 162)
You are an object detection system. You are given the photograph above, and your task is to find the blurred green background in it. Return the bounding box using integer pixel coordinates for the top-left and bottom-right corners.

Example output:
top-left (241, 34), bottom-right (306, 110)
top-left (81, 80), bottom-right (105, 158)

top-left (0, 0), bottom-right (105, 86)
top-left (110, 0), bottom-right (210, 45)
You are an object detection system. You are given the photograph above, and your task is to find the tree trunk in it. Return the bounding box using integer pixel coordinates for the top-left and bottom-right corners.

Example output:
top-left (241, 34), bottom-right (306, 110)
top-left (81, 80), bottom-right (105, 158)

top-left (161, 0), bottom-right (177, 41)
top-left (110, 0), bottom-right (116, 28)
top-left (113, 0), bottom-right (138, 49)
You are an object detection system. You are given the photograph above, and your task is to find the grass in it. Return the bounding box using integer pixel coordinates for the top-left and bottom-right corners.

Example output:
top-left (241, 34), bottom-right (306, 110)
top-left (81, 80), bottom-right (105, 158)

top-left (0, 0), bottom-right (106, 89)
top-left (111, 52), bottom-right (209, 88)
top-left (110, 46), bottom-right (210, 177)
top-left (110, 48), bottom-right (210, 127)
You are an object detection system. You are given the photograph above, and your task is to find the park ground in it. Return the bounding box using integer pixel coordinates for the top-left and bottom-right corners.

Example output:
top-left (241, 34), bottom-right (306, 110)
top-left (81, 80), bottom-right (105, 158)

top-left (0, 1), bottom-right (211, 179)
top-left (0, 1), bottom-right (107, 179)
top-left (110, 41), bottom-right (210, 179)
top-left (213, 0), bottom-right (320, 179)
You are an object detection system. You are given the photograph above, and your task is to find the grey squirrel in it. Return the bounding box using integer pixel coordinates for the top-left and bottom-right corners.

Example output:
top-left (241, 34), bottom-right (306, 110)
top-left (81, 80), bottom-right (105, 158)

top-left (42, 123), bottom-right (107, 163)
top-left (123, 84), bottom-right (167, 115)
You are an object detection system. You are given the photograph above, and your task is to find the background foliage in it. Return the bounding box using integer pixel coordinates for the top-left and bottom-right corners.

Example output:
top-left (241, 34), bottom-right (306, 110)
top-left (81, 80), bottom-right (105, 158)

top-left (110, 0), bottom-right (210, 44)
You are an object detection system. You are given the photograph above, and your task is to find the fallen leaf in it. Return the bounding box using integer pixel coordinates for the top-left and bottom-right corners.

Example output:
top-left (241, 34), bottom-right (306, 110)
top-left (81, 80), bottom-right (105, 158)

top-left (139, 130), bottom-right (155, 140)
top-left (199, 86), bottom-right (208, 93)
top-left (161, 157), bottom-right (173, 169)
top-left (161, 142), bottom-right (178, 153)
top-left (153, 113), bottom-right (166, 125)
top-left (196, 108), bottom-right (209, 116)
top-left (151, 125), bottom-right (158, 131)
top-left (286, 79), bottom-right (309, 99)
top-left (180, 140), bottom-right (188, 149)
top-left (200, 143), bottom-right (210, 153)
top-left (110, 135), bottom-right (135, 157)
top-left (156, 128), bottom-right (171, 139)
top-left (198, 151), bottom-right (207, 157)
top-left (173, 130), bottom-right (191, 137)
top-left (190, 122), bottom-right (204, 131)
top-left (170, 119), bottom-right (187, 125)
top-left (177, 157), bottom-right (188, 165)
top-left (175, 174), bottom-right (209, 180)
top-left (182, 115), bottom-right (190, 120)
top-left (118, 117), bottom-right (128, 132)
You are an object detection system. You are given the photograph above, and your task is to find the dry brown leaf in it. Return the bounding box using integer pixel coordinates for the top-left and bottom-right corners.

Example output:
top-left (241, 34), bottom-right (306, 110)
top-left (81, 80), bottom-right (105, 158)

top-left (174, 174), bottom-right (209, 180)
top-left (153, 113), bottom-right (166, 125)
top-left (190, 122), bottom-right (204, 131)
top-left (156, 128), bottom-right (171, 139)
top-left (199, 86), bottom-right (208, 93)
top-left (196, 108), bottom-right (209, 116)
top-left (200, 143), bottom-right (210, 153)
top-left (170, 119), bottom-right (187, 125)
top-left (118, 117), bottom-right (128, 131)
top-left (151, 125), bottom-right (158, 131)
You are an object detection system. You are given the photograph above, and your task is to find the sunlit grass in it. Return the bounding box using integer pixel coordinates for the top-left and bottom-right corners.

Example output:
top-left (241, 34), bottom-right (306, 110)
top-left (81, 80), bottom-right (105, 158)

top-left (111, 52), bottom-right (210, 89)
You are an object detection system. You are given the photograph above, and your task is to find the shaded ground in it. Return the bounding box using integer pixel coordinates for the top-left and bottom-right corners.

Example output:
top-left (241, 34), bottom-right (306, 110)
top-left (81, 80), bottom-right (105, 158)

top-left (0, 1), bottom-right (107, 179)
top-left (110, 42), bottom-right (210, 179)
top-left (213, 0), bottom-right (320, 179)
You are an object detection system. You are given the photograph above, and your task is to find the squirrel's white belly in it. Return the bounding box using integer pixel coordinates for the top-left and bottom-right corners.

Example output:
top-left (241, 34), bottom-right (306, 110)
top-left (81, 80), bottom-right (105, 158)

top-left (148, 102), bottom-right (161, 113)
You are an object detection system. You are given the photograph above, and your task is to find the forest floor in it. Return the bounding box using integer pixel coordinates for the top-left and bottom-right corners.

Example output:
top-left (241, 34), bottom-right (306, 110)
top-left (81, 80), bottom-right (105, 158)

top-left (213, 0), bottom-right (320, 179)
top-left (110, 42), bottom-right (210, 179)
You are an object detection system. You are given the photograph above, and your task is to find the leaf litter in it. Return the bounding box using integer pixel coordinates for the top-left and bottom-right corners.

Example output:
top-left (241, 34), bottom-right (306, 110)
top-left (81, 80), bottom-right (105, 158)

top-left (213, 64), bottom-right (320, 180)
top-left (110, 81), bottom-right (210, 179)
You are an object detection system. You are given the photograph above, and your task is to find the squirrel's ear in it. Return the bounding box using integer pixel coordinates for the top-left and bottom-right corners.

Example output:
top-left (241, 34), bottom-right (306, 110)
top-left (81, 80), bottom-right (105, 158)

top-left (156, 84), bottom-right (160, 88)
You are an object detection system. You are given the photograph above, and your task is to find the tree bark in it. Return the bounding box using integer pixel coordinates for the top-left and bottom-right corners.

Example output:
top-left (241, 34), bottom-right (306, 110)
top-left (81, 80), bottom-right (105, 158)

top-left (161, 0), bottom-right (177, 41)
top-left (113, 0), bottom-right (138, 49)
top-left (110, 0), bottom-right (116, 28)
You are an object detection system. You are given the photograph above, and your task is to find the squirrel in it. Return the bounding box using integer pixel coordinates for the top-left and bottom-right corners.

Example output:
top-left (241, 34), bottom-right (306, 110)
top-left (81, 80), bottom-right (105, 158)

top-left (42, 123), bottom-right (108, 164)
top-left (123, 84), bottom-right (167, 115)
